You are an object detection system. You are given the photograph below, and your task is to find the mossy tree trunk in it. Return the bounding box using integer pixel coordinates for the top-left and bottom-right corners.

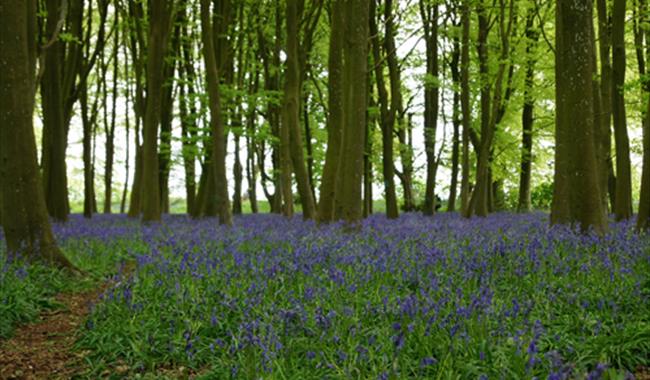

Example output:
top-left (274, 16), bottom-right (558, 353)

top-left (200, 0), bottom-right (233, 226)
top-left (332, 0), bottom-right (370, 224)
top-left (140, 0), bottom-right (174, 223)
top-left (0, 0), bottom-right (75, 269)
top-left (551, 0), bottom-right (607, 234)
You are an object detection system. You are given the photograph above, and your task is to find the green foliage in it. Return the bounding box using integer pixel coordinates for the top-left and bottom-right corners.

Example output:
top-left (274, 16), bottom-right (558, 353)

top-left (531, 181), bottom-right (554, 210)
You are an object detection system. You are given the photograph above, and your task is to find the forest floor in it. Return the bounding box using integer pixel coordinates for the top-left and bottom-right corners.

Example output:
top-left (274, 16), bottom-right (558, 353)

top-left (0, 281), bottom-right (108, 379)
top-left (1, 213), bottom-right (649, 379)
top-left (0, 262), bottom-right (199, 380)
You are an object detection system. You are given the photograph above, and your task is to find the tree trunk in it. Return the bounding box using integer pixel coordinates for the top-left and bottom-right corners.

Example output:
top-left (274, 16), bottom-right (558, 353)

top-left (333, 0), bottom-right (370, 224)
top-left (80, 80), bottom-right (99, 219)
top-left (370, 0), bottom-right (399, 219)
top-left (200, 0), bottom-right (233, 226)
top-left (126, 0), bottom-right (146, 218)
top-left (304, 94), bottom-right (316, 201)
top-left (364, 69), bottom-right (374, 218)
top-left (40, 0), bottom-right (69, 222)
top-left (596, 0), bottom-right (616, 213)
top-left (460, 1), bottom-right (472, 216)
top-left (639, 99), bottom-right (650, 230)
top-left (551, 0), bottom-right (606, 234)
top-left (611, 0), bottom-right (633, 220)
top-left (317, 0), bottom-right (345, 223)
top-left (447, 28), bottom-right (461, 213)
top-left (233, 131), bottom-right (244, 215)
top-left (158, 59), bottom-right (176, 214)
top-left (141, 0), bottom-right (174, 222)
top-left (179, 9), bottom-right (198, 215)
top-left (467, 0), bottom-right (513, 218)
top-left (120, 21), bottom-right (132, 215)
top-left (103, 11), bottom-right (119, 214)
top-left (245, 65), bottom-right (260, 214)
top-left (0, 0), bottom-right (75, 269)
top-left (283, 0), bottom-right (316, 220)
top-left (517, 9), bottom-right (538, 212)
top-left (420, 0), bottom-right (439, 215)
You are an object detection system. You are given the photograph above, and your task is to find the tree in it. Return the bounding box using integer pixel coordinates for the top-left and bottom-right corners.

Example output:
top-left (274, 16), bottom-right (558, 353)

top-left (0, 0), bottom-right (75, 269)
top-left (596, 0), bottom-right (616, 212)
top-left (103, 9), bottom-right (120, 214)
top-left (282, 0), bottom-right (317, 220)
top-left (551, 0), bottom-right (606, 234)
top-left (639, 100), bottom-right (650, 231)
top-left (611, 0), bottom-right (633, 220)
top-left (447, 18), bottom-right (461, 213)
top-left (459, 0), bottom-right (472, 215)
top-left (517, 8), bottom-right (539, 212)
top-left (332, 0), bottom-right (370, 223)
top-left (370, 0), bottom-right (399, 219)
top-left (317, 0), bottom-right (345, 223)
top-left (141, 0), bottom-right (174, 222)
top-left (466, 0), bottom-right (514, 218)
top-left (200, 0), bottom-right (233, 226)
top-left (420, 0), bottom-right (440, 216)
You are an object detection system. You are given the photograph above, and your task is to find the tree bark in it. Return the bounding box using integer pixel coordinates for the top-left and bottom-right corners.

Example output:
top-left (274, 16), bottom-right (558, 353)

top-left (639, 98), bottom-right (650, 230)
top-left (158, 21), bottom-right (179, 215)
top-left (126, 0), bottom-right (146, 218)
top-left (141, 0), bottom-right (174, 222)
top-left (40, 0), bottom-right (70, 221)
top-left (200, 0), bottom-right (233, 225)
top-left (420, 0), bottom-right (439, 215)
top-left (103, 10), bottom-right (119, 214)
top-left (596, 0), bottom-right (616, 213)
top-left (517, 9), bottom-right (538, 212)
top-left (0, 0), bottom-right (75, 269)
top-left (317, 0), bottom-right (345, 223)
top-left (283, 0), bottom-right (316, 220)
top-left (333, 0), bottom-right (370, 224)
top-left (551, 0), bottom-right (606, 234)
top-left (447, 26), bottom-right (461, 213)
top-left (370, 0), bottom-right (399, 219)
top-left (611, 0), bottom-right (633, 220)
top-left (460, 0), bottom-right (472, 216)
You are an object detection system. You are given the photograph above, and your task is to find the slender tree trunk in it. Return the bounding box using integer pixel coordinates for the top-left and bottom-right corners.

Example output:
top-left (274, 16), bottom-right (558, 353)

top-left (245, 67), bottom-right (260, 214)
top-left (103, 11), bottom-right (119, 214)
top-left (179, 81), bottom-right (197, 214)
top-left (460, 1), bottom-right (471, 216)
top-left (370, 0), bottom-right (399, 219)
top-left (333, 0), bottom-right (370, 224)
top-left (303, 95), bottom-right (316, 201)
top-left (447, 29), bottom-right (461, 212)
top-left (517, 10), bottom-right (538, 212)
top-left (596, 0), bottom-right (616, 213)
top-left (283, 0), bottom-right (316, 219)
top-left (552, 0), bottom-right (606, 234)
top-left (0, 0), bottom-right (75, 269)
top-left (81, 81), bottom-right (97, 219)
top-left (126, 0), bottom-right (146, 218)
top-left (121, 64), bottom-right (131, 214)
top-left (41, 0), bottom-right (69, 222)
top-left (636, 0), bottom-right (650, 231)
top-left (200, 0), bottom-right (232, 225)
top-left (141, 0), bottom-right (174, 222)
top-left (611, 0), bottom-right (633, 220)
top-left (364, 69), bottom-right (374, 218)
top-left (639, 98), bottom-right (650, 230)
top-left (420, 0), bottom-right (439, 215)
top-left (317, 0), bottom-right (344, 223)
top-left (233, 131), bottom-right (244, 215)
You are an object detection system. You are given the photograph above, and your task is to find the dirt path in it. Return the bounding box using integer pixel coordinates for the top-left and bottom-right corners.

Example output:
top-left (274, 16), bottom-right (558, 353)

top-left (0, 281), bottom-right (110, 380)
